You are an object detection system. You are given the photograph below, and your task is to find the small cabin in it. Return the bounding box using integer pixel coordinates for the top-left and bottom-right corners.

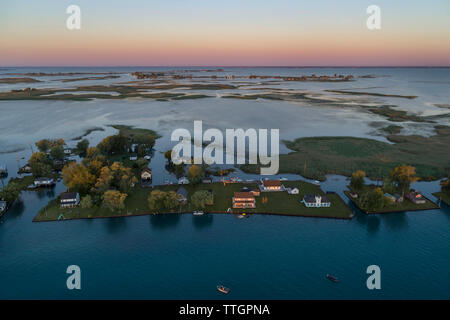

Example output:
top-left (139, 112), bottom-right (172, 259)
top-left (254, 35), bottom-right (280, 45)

top-left (141, 168), bottom-right (152, 182)
top-left (384, 193), bottom-right (396, 203)
top-left (202, 177), bottom-right (213, 184)
top-left (60, 192), bottom-right (80, 208)
top-left (286, 187), bottom-right (299, 195)
top-left (260, 179), bottom-right (283, 192)
top-left (34, 177), bottom-right (55, 187)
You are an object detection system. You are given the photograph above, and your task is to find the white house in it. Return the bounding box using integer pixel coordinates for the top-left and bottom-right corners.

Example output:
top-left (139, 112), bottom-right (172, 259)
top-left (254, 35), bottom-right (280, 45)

top-left (178, 177), bottom-right (189, 185)
top-left (0, 201), bottom-right (7, 212)
top-left (141, 168), bottom-right (152, 181)
top-left (60, 192), bottom-right (80, 208)
top-left (34, 177), bottom-right (55, 187)
top-left (302, 194), bottom-right (331, 208)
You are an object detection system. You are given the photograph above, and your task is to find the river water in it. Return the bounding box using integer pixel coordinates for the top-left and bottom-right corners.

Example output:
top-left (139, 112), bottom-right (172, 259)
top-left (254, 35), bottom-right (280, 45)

top-left (0, 67), bottom-right (449, 299)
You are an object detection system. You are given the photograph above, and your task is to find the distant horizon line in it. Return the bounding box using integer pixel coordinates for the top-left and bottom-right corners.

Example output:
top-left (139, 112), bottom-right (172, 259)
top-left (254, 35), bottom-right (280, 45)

top-left (2, 65), bottom-right (450, 69)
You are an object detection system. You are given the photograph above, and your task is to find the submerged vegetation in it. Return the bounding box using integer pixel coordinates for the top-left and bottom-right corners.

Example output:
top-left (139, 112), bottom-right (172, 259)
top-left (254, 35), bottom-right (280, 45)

top-left (241, 125), bottom-right (450, 181)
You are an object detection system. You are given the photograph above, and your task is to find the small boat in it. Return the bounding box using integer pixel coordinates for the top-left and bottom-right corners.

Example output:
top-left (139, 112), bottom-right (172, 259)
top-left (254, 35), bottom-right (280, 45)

top-left (217, 285), bottom-right (230, 294)
top-left (193, 211), bottom-right (204, 216)
top-left (326, 274), bottom-right (339, 283)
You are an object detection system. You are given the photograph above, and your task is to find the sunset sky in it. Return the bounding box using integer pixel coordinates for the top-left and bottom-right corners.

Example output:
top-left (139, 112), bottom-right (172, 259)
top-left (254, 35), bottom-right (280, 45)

top-left (1, 0), bottom-right (450, 66)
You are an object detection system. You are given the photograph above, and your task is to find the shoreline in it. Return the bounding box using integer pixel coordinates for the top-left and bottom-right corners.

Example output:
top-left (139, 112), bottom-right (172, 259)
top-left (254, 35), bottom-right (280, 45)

top-left (32, 209), bottom-right (354, 223)
top-left (344, 191), bottom-right (440, 214)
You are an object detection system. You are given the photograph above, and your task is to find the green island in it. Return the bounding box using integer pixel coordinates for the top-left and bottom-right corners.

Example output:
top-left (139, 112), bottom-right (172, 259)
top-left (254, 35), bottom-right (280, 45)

top-left (2, 124), bottom-right (447, 221)
top-left (0, 83), bottom-right (234, 101)
top-left (241, 125), bottom-right (450, 181)
top-left (34, 180), bottom-right (353, 222)
top-left (342, 168), bottom-right (440, 214)
top-left (0, 77), bottom-right (40, 84)
top-left (380, 125), bottom-right (403, 134)
top-left (325, 89), bottom-right (417, 99)
top-left (60, 75), bottom-right (120, 82)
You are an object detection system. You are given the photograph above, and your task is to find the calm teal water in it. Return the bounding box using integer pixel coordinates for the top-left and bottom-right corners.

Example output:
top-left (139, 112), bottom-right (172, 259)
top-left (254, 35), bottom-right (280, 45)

top-left (0, 67), bottom-right (449, 299)
top-left (0, 177), bottom-right (449, 299)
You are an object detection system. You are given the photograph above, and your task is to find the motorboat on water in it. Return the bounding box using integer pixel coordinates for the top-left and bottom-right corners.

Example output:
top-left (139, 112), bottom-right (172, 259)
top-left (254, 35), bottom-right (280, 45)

top-left (217, 285), bottom-right (230, 294)
top-left (326, 274), bottom-right (339, 283)
top-left (193, 211), bottom-right (204, 216)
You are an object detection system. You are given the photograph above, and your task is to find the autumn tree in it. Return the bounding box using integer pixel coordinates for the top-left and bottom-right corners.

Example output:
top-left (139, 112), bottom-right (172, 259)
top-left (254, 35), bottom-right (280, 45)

top-left (29, 152), bottom-right (52, 177)
top-left (350, 170), bottom-right (366, 191)
top-left (62, 162), bottom-right (96, 195)
top-left (0, 182), bottom-right (20, 204)
top-left (148, 190), bottom-right (167, 211)
top-left (50, 145), bottom-right (65, 160)
top-left (80, 195), bottom-right (94, 209)
top-left (187, 165), bottom-right (205, 184)
top-left (164, 150), bottom-right (172, 163)
top-left (35, 139), bottom-right (52, 153)
top-left (109, 162), bottom-right (136, 193)
top-left (103, 190), bottom-right (127, 212)
top-left (35, 139), bottom-right (65, 153)
top-left (94, 166), bottom-right (114, 194)
top-left (191, 190), bottom-right (213, 210)
top-left (85, 147), bottom-right (102, 161)
top-left (164, 191), bottom-right (179, 211)
top-left (390, 165), bottom-right (418, 195)
top-left (76, 139), bottom-right (89, 156)
top-left (97, 135), bottom-right (129, 155)
top-left (359, 187), bottom-right (384, 211)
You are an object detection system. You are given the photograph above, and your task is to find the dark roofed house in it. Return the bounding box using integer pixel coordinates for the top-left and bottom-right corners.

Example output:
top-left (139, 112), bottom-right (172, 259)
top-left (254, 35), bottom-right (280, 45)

top-left (302, 194), bottom-right (331, 208)
top-left (60, 192), bottom-right (80, 208)
top-left (176, 187), bottom-right (188, 204)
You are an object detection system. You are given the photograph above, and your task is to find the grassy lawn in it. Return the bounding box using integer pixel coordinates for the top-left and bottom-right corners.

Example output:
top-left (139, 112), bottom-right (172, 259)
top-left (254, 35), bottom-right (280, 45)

top-left (344, 190), bottom-right (439, 214)
top-left (33, 180), bottom-right (353, 221)
top-left (433, 192), bottom-right (450, 206)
